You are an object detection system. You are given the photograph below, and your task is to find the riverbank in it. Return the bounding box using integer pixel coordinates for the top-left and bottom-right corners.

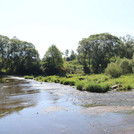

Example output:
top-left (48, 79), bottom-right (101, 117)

top-left (25, 74), bottom-right (134, 93)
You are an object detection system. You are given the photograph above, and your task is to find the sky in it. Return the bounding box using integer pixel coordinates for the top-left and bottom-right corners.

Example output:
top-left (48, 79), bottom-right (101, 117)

top-left (0, 0), bottom-right (134, 58)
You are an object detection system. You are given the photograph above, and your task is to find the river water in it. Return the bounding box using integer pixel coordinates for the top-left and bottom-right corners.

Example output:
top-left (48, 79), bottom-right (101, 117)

top-left (0, 76), bottom-right (134, 134)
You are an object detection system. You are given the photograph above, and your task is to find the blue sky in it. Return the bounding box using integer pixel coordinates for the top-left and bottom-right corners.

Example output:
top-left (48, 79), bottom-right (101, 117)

top-left (1, 0), bottom-right (134, 58)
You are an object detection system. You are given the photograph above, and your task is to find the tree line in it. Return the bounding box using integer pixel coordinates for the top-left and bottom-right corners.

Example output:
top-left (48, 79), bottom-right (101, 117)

top-left (0, 35), bottom-right (40, 75)
top-left (77, 33), bottom-right (134, 74)
top-left (0, 33), bottom-right (134, 75)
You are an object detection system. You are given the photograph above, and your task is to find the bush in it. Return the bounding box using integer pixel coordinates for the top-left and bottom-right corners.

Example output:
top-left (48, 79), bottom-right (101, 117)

top-left (76, 82), bottom-right (84, 91)
top-left (119, 59), bottom-right (132, 74)
top-left (63, 80), bottom-right (75, 86)
top-left (117, 84), bottom-right (132, 91)
top-left (60, 78), bottom-right (65, 84)
top-left (105, 63), bottom-right (122, 78)
top-left (85, 82), bottom-right (109, 93)
top-left (35, 76), bottom-right (43, 81)
top-left (0, 78), bottom-right (6, 83)
top-left (24, 75), bottom-right (34, 79)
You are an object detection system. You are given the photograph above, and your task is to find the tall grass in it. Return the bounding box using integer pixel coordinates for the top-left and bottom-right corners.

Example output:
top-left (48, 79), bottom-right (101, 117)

top-left (63, 79), bottom-right (75, 86)
top-left (85, 82), bottom-right (109, 93)
top-left (24, 75), bottom-right (34, 79)
top-left (76, 82), bottom-right (84, 91)
top-left (34, 73), bottom-right (134, 93)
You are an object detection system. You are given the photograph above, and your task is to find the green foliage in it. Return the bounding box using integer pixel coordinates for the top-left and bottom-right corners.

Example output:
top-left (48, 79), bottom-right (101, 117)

top-left (120, 35), bottom-right (134, 59)
top-left (34, 76), bottom-right (42, 81)
top-left (0, 78), bottom-right (6, 83)
top-left (35, 73), bottom-right (134, 93)
top-left (85, 82), bottom-right (109, 93)
top-left (76, 82), bottom-right (84, 91)
top-left (1, 68), bottom-right (6, 73)
top-left (59, 78), bottom-right (66, 84)
top-left (119, 58), bottom-right (132, 74)
top-left (77, 33), bottom-right (122, 74)
top-left (105, 57), bottom-right (134, 77)
top-left (105, 63), bottom-right (122, 78)
top-left (65, 50), bottom-right (76, 61)
top-left (65, 49), bottom-right (69, 57)
top-left (77, 33), bottom-right (134, 74)
top-left (0, 35), bottom-right (41, 75)
top-left (63, 79), bottom-right (75, 86)
top-left (64, 60), bottom-right (84, 74)
top-left (24, 75), bottom-right (34, 79)
top-left (69, 50), bottom-right (76, 61)
top-left (42, 45), bottom-right (63, 75)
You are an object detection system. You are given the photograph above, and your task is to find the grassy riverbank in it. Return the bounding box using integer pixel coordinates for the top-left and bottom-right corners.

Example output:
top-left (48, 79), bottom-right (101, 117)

top-left (24, 74), bottom-right (134, 93)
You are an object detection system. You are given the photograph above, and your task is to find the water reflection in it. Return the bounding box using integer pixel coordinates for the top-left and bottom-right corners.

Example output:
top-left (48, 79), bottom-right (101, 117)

top-left (0, 77), bottom-right (40, 118)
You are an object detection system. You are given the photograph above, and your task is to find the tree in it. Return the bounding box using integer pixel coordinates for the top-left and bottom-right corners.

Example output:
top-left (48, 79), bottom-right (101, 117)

top-left (0, 35), bottom-right (9, 69)
top-left (77, 33), bottom-right (122, 74)
top-left (65, 49), bottom-right (69, 57)
top-left (42, 44), bottom-right (63, 75)
top-left (0, 34), bottom-right (41, 75)
top-left (77, 38), bottom-right (90, 73)
top-left (120, 35), bottom-right (134, 59)
top-left (70, 50), bottom-right (76, 61)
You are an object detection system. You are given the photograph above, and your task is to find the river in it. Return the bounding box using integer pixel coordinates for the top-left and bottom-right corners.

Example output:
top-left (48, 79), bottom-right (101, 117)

top-left (0, 76), bottom-right (134, 134)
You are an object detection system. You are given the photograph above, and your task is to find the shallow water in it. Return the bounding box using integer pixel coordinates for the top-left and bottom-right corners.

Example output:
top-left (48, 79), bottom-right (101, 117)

top-left (0, 76), bottom-right (134, 134)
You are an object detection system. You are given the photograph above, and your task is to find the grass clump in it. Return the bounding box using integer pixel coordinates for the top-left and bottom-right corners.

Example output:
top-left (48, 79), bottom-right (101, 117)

top-left (0, 78), bottom-right (6, 83)
top-left (24, 75), bottom-right (34, 79)
top-left (63, 79), bottom-right (75, 86)
top-left (117, 84), bottom-right (132, 91)
top-left (85, 82), bottom-right (109, 93)
top-left (35, 76), bottom-right (43, 81)
top-left (76, 82), bottom-right (84, 91)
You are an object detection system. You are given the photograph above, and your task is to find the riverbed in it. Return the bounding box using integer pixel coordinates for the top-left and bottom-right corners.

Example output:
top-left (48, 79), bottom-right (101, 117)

top-left (0, 76), bottom-right (134, 134)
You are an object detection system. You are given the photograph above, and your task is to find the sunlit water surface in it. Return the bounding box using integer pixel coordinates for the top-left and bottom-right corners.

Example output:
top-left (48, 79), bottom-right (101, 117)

top-left (0, 76), bottom-right (134, 134)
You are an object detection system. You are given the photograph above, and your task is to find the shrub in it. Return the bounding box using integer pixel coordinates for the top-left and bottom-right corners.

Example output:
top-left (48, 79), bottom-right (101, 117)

top-left (85, 82), bottom-right (109, 93)
top-left (105, 63), bottom-right (122, 78)
top-left (35, 76), bottom-right (43, 81)
top-left (118, 84), bottom-right (132, 91)
top-left (44, 78), bottom-right (48, 82)
top-left (79, 77), bottom-right (85, 81)
top-left (119, 59), bottom-right (132, 74)
top-left (38, 76), bottom-right (42, 80)
top-left (60, 79), bottom-right (65, 84)
top-left (63, 80), bottom-right (75, 86)
top-left (100, 84), bottom-right (110, 92)
top-left (0, 78), bottom-right (6, 83)
top-left (1, 68), bottom-right (6, 73)
top-left (24, 75), bottom-right (34, 79)
top-left (76, 82), bottom-right (84, 91)
top-left (126, 84), bottom-right (132, 90)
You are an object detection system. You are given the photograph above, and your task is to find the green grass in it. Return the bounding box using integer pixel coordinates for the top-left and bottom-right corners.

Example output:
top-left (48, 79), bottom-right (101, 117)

top-left (85, 82), bottom-right (109, 93)
top-left (34, 73), bottom-right (134, 93)
top-left (76, 82), bottom-right (84, 91)
top-left (63, 79), bottom-right (75, 86)
top-left (0, 78), bottom-right (6, 83)
top-left (24, 75), bottom-right (34, 79)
